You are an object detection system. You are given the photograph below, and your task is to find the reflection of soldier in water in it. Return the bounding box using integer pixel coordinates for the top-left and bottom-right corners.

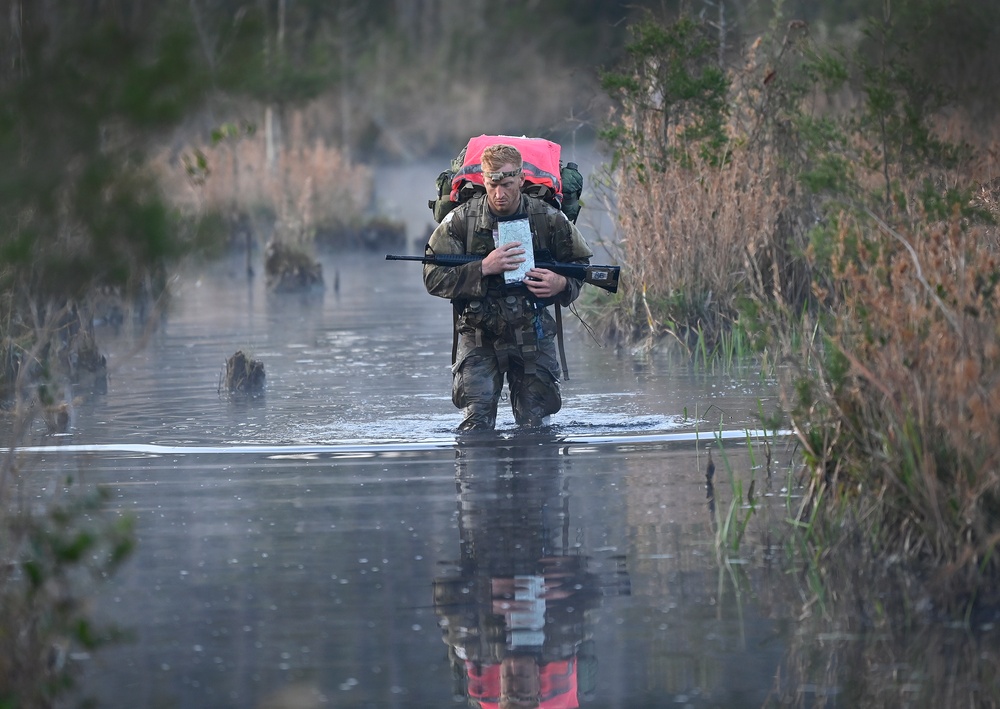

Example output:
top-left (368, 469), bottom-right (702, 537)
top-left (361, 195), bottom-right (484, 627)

top-left (433, 437), bottom-right (628, 708)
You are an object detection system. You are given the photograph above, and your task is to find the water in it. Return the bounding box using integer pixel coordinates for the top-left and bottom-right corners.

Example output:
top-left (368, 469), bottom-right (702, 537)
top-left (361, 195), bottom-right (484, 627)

top-left (52, 248), bottom-right (772, 447)
top-left (14, 251), bottom-right (997, 708)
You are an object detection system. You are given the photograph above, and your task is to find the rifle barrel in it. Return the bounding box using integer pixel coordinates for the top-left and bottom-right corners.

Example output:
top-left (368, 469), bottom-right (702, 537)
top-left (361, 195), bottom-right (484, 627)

top-left (385, 253), bottom-right (619, 294)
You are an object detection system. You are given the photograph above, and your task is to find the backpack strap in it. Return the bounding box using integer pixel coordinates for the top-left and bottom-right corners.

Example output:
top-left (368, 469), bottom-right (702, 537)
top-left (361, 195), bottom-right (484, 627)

top-left (526, 198), bottom-right (550, 246)
top-left (452, 196), bottom-right (485, 366)
top-left (464, 194), bottom-right (484, 254)
top-left (525, 199), bottom-right (570, 380)
top-left (451, 305), bottom-right (459, 366)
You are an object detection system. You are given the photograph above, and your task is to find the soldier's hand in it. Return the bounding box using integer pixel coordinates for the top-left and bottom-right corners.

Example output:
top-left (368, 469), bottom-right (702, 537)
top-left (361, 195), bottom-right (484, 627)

top-left (524, 268), bottom-right (567, 299)
top-left (481, 242), bottom-right (525, 276)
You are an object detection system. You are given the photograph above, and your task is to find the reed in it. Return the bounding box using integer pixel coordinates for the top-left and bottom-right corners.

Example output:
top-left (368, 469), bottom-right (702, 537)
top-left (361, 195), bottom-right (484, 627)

top-left (0, 305), bottom-right (135, 706)
top-left (708, 428), bottom-right (775, 558)
top-left (599, 6), bottom-right (1000, 609)
top-left (594, 14), bottom-right (788, 362)
top-left (784, 203), bottom-right (1000, 607)
top-left (595, 142), bottom-right (783, 354)
top-left (151, 108), bottom-right (373, 247)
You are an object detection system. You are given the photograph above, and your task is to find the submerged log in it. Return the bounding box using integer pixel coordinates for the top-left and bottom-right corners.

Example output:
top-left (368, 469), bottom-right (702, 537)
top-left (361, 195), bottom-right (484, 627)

top-left (224, 350), bottom-right (265, 395)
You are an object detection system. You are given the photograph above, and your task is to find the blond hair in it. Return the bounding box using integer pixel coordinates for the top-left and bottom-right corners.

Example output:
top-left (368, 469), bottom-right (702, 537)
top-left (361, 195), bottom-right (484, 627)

top-left (481, 144), bottom-right (523, 173)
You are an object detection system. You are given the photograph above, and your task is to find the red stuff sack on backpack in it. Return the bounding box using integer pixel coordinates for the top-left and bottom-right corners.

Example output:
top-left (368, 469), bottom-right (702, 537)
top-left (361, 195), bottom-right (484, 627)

top-left (450, 135), bottom-right (564, 210)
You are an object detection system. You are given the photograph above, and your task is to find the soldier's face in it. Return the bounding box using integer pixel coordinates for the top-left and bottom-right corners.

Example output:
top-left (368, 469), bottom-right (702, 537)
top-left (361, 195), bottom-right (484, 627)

top-left (483, 162), bottom-right (524, 216)
top-left (500, 656), bottom-right (541, 706)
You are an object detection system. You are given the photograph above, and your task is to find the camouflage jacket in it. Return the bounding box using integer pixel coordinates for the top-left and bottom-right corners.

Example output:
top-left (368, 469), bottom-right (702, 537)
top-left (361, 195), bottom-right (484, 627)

top-left (422, 193), bottom-right (593, 310)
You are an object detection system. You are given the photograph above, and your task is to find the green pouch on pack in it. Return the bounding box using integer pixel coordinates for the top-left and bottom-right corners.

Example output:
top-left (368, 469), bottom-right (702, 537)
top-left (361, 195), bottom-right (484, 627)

top-left (428, 147), bottom-right (469, 222)
top-left (560, 161), bottom-right (583, 223)
top-left (429, 169), bottom-right (458, 223)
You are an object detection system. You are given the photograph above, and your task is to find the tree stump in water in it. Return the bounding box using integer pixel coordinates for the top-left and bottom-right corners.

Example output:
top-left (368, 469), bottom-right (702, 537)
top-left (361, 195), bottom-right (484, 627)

top-left (224, 350), bottom-right (265, 395)
top-left (68, 328), bottom-right (108, 392)
top-left (263, 240), bottom-right (324, 293)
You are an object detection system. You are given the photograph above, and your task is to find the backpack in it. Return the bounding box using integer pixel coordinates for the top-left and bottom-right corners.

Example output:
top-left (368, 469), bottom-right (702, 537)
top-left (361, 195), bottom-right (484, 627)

top-left (428, 134), bottom-right (583, 224)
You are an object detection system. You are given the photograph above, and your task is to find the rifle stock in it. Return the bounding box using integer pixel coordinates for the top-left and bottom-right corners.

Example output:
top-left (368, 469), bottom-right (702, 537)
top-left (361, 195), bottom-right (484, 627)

top-left (385, 253), bottom-right (620, 294)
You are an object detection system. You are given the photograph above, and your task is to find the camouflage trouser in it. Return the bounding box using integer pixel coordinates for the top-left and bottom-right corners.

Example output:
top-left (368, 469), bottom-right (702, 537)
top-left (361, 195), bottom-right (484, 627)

top-left (451, 316), bottom-right (562, 431)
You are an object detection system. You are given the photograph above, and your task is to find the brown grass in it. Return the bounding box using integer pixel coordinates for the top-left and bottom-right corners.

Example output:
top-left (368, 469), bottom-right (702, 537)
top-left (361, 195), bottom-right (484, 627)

top-left (594, 26), bottom-right (795, 352)
top-left (609, 130), bottom-right (784, 347)
top-left (791, 203), bottom-right (1000, 601)
top-left (600, 12), bottom-right (1000, 607)
top-left (151, 107), bottom-right (373, 247)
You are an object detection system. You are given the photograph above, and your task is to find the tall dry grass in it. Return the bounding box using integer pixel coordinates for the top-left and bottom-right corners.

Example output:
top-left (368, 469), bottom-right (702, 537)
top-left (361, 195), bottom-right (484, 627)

top-left (152, 108), bottom-right (373, 247)
top-left (600, 9), bottom-right (1000, 608)
top-left (786, 202), bottom-right (1000, 603)
top-left (608, 129), bottom-right (785, 348)
top-left (595, 23), bottom-right (794, 354)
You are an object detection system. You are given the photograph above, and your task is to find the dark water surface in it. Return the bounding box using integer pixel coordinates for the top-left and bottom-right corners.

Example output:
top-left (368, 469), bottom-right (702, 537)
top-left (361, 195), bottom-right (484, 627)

top-left (17, 252), bottom-right (996, 708)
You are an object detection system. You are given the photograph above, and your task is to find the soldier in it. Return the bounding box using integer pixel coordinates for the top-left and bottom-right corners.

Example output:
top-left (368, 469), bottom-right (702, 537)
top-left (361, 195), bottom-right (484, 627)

top-left (423, 144), bottom-right (593, 431)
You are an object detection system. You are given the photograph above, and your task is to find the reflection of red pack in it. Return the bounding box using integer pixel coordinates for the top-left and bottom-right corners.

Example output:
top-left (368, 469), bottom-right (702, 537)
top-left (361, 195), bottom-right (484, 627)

top-left (465, 659), bottom-right (579, 709)
top-left (451, 134), bottom-right (564, 209)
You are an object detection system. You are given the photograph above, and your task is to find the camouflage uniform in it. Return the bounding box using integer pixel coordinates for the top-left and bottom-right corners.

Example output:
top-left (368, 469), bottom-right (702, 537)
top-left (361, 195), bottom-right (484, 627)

top-left (423, 193), bottom-right (593, 430)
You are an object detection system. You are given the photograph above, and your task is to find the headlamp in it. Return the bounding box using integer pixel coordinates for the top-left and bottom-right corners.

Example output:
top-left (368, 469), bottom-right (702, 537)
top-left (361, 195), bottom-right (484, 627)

top-left (483, 167), bottom-right (522, 183)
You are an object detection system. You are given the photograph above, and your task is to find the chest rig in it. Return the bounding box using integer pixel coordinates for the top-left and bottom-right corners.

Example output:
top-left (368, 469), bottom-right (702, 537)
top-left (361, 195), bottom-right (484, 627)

top-left (452, 196), bottom-right (558, 377)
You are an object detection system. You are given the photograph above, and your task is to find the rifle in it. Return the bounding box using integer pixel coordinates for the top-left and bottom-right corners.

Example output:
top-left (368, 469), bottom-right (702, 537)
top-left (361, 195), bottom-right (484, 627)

top-left (385, 251), bottom-right (620, 294)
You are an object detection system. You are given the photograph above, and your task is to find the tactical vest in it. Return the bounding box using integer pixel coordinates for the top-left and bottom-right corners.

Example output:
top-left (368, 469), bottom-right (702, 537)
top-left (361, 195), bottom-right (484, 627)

top-left (460, 193), bottom-right (551, 256)
top-left (452, 195), bottom-right (558, 377)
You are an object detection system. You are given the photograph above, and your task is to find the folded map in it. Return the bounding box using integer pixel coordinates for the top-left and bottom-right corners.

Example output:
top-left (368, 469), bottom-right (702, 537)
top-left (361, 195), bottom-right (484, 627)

top-left (496, 217), bottom-right (534, 285)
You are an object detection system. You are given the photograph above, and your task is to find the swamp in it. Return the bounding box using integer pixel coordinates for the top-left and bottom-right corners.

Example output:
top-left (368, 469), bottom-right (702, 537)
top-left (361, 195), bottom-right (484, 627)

top-left (8, 249), bottom-right (999, 708)
top-left (4, 2), bottom-right (1000, 707)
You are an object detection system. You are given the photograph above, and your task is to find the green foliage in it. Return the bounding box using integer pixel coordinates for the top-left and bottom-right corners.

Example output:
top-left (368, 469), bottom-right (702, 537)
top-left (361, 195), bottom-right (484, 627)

top-left (591, 10), bottom-right (758, 361)
top-left (211, 121), bottom-right (257, 145)
top-left (822, 338), bottom-right (850, 390)
top-left (600, 13), bottom-right (731, 170)
top-left (0, 0), bottom-right (365, 306)
top-left (805, 48), bottom-right (849, 87)
top-left (0, 3), bottom-right (284, 701)
top-left (777, 4), bottom-right (980, 221)
top-left (116, 25), bottom-right (208, 125)
top-left (1, 477), bottom-right (135, 706)
top-left (0, 4), bottom-right (221, 303)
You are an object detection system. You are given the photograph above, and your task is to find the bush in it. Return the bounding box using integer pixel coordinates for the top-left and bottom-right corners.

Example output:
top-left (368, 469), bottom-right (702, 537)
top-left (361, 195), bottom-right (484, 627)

top-left (599, 3), bottom-right (1000, 607)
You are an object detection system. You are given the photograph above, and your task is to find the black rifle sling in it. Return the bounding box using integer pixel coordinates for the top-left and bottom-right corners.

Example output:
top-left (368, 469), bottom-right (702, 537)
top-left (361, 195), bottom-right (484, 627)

top-left (527, 204), bottom-right (570, 380)
top-left (451, 304), bottom-right (459, 366)
top-left (554, 301), bottom-right (569, 380)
